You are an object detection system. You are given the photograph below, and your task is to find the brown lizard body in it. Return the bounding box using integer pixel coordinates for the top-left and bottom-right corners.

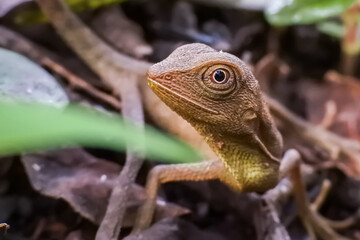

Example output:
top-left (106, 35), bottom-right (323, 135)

top-left (133, 43), bottom-right (297, 233)
top-left (148, 43), bottom-right (283, 192)
top-left (133, 44), bottom-right (356, 240)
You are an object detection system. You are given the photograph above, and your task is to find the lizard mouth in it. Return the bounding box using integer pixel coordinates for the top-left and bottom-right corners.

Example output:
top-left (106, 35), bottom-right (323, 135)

top-left (148, 77), bottom-right (219, 115)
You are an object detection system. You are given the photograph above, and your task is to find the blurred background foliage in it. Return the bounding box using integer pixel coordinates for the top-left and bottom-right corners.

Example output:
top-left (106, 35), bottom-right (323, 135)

top-left (0, 47), bottom-right (201, 164)
top-left (0, 101), bottom-right (202, 164)
top-left (10, 0), bottom-right (360, 57)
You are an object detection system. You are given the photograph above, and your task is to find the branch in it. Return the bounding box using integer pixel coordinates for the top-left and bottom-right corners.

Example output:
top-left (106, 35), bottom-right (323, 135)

top-left (35, 1), bottom-right (147, 239)
top-left (265, 94), bottom-right (360, 174)
top-left (0, 26), bottom-right (121, 110)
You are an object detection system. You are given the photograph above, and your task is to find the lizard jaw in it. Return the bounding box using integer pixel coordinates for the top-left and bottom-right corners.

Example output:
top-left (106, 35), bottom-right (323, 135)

top-left (148, 77), bottom-right (220, 115)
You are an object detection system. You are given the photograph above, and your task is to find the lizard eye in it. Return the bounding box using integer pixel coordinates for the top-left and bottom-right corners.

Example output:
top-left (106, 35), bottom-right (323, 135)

top-left (201, 64), bottom-right (240, 96)
top-left (212, 70), bottom-right (228, 83)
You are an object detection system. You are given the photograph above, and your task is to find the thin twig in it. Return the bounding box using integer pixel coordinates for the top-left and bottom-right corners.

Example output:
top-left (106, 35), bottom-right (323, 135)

top-left (265, 94), bottom-right (360, 166)
top-left (326, 215), bottom-right (358, 230)
top-left (311, 179), bottom-right (331, 212)
top-left (289, 153), bottom-right (351, 240)
top-left (42, 57), bottom-right (121, 109)
top-left (35, 1), bottom-right (148, 239)
top-left (318, 101), bottom-right (337, 129)
top-left (0, 26), bottom-right (121, 110)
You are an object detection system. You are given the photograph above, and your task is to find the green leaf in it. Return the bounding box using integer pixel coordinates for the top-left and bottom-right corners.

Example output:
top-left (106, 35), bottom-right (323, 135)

top-left (0, 102), bottom-right (202, 163)
top-left (265, 0), bottom-right (355, 26)
top-left (14, 0), bottom-right (127, 25)
top-left (317, 21), bottom-right (344, 38)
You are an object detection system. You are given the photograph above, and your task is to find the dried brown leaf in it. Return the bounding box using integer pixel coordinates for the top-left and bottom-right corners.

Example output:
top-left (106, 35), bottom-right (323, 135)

top-left (21, 149), bottom-right (189, 226)
top-left (124, 218), bottom-right (225, 240)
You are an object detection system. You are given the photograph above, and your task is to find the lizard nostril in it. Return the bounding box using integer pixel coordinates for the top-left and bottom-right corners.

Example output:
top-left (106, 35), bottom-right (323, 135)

top-left (164, 74), bottom-right (172, 80)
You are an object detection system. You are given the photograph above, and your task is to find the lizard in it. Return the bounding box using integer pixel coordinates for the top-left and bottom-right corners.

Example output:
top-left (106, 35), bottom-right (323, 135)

top-left (145, 43), bottom-right (286, 193)
top-left (132, 43), bottom-right (298, 230)
top-left (132, 43), bottom-right (355, 239)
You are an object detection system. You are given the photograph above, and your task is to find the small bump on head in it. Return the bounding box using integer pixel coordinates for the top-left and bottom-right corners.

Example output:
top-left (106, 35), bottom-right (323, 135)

top-left (148, 43), bottom-right (216, 77)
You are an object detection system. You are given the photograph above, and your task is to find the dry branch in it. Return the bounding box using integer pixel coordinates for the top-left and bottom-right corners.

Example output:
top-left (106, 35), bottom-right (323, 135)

top-left (35, 1), bottom-right (147, 239)
top-left (0, 26), bottom-right (121, 110)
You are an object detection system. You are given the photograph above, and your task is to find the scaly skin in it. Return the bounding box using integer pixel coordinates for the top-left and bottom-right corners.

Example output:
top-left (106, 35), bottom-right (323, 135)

top-left (132, 44), bottom-right (354, 239)
top-left (147, 43), bottom-right (283, 192)
top-left (132, 43), bottom-right (297, 234)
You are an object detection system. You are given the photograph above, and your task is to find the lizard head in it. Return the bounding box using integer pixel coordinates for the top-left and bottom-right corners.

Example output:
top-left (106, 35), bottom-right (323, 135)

top-left (147, 43), bottom-right (283, 161)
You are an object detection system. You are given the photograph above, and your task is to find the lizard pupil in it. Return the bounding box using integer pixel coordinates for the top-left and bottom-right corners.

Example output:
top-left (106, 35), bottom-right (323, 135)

top-left (213, 70), bottom-right (226, 83)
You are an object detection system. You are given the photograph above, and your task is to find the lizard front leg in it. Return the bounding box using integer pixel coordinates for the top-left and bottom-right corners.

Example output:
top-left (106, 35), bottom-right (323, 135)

top-left (132, 159), bottom-right (225, 233)
top-left (132, 149), bottom-right (300, 234)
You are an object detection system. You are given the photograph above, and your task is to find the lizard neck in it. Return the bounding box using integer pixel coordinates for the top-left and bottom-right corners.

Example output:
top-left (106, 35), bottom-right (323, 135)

top-left (194, 123), bottom-right (280, 192)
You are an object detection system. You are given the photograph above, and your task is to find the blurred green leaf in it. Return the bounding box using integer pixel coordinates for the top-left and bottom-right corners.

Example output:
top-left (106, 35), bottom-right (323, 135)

top-left (317, 21), bottom-right (344, 38)
top-left (265, 0), bottom-right (355, 26)
top-left (0, 102), bottom-right (202, 163)
top-left (63, 0), bottom-right (126, 11)
top-left (14, 0), bottom-right (127, 25)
